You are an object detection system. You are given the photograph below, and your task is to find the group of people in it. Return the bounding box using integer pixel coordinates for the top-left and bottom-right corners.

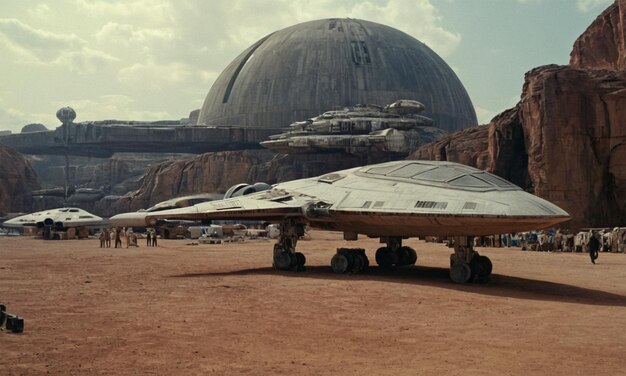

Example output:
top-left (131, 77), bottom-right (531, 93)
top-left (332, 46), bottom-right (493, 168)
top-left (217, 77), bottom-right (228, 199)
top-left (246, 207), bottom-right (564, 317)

top-left (98, 227), bottom-right (157, 248)
top-left (145, 229), bottom-right (158, 247)
top-left (441, 227), bottom-right (625, 266)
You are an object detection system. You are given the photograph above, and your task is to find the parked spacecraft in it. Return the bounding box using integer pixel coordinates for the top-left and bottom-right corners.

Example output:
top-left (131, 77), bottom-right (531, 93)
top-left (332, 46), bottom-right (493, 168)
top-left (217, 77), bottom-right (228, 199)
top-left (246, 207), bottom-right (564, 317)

top-left (2, 207), bottom-right (105, 230)
top-left (144, 160), bottom-right (570, 283)
top-left (260, 100), bottom-right (445, 154)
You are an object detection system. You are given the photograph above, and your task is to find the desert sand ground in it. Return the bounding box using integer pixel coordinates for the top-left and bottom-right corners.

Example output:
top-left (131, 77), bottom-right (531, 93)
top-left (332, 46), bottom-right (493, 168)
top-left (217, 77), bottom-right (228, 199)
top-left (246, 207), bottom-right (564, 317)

top-left (0, 231), bottom-right (625, 375)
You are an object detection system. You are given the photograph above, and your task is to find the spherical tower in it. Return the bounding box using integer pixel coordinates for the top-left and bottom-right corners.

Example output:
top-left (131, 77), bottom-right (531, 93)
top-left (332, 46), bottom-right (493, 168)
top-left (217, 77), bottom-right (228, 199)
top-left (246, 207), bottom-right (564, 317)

top-left (198, 18), bottom-right (477, 132)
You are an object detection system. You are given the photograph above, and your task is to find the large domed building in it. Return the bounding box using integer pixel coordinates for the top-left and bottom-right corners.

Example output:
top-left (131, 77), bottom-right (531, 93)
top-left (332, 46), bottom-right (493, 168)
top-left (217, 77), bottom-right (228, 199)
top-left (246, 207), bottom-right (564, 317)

top-left (198, 18), bottom-right (477, 132)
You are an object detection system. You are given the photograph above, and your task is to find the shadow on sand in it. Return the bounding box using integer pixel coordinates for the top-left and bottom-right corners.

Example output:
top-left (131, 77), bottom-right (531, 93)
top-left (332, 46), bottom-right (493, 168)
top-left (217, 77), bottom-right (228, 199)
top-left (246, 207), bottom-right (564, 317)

top-left (171, 265), bottom-right (626, 307)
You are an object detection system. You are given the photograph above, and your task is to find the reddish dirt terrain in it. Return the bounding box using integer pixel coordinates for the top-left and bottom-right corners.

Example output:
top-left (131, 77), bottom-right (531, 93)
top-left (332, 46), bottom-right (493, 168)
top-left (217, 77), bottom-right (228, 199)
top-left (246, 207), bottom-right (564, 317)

top-left (1, 231), bottom-right (625, 375)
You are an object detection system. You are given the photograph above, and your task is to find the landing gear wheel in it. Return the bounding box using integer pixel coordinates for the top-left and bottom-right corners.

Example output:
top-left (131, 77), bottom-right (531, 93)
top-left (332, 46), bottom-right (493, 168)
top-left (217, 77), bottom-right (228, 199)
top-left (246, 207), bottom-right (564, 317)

top-left (331, 254), bottom-right (349, 274)
top-left (478, 255), bottom-right (492, 275)
top-left (397, 247), bottom-right (409, 266)
top-left (273, 251), bottom-right (293, 270)
top-left (295, 252), bottom-right (306, 271)
top-left (450, 261), bottom-right (472, 283)
top-left (375, 247), bottom-right (397, 268)
top-left (295, 252), bottom-right (306, 266)
top-left (401, 246), bottom-right (417, 265)
top-left (350, 253), bottom-right (366, 273)
top-left (375, 247), bottom-right (387, 266)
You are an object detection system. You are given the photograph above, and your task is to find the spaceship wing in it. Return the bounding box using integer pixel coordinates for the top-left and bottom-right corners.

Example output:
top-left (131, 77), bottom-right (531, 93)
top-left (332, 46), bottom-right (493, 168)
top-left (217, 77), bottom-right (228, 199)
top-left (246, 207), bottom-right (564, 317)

top-left (144, 189), bottom-right (317, 226)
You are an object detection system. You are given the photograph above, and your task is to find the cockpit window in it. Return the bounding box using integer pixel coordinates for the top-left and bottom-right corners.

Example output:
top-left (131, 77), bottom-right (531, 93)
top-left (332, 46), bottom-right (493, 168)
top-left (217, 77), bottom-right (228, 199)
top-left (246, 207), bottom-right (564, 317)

top-left (365, 164), bottom-right (401, 175)
top-left (449, 175), bottom-right (492, 188)
top-left (412, 166), bottom-right (465, 182)
top-left (473, 172), bottom-right (516, 188)
top-left (359, 162), bottom-right (519, 191)
top-left (386, 163), bottom-right (434, 178)
top-left (69, 209), bottom-right (79, 212)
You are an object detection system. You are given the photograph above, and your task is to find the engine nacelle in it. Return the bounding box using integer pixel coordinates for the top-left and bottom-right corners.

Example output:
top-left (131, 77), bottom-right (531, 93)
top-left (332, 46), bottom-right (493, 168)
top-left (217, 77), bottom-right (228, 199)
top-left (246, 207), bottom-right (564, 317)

top-left (224, 182), bottom-right (271, 199)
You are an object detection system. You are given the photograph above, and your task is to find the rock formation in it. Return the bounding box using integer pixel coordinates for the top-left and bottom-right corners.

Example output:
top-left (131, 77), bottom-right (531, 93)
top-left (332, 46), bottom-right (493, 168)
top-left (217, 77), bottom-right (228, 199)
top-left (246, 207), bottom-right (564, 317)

top-left (0, 144), bottom-right (40, 215)
top-left (412, 0), bottom-right (626, 230)
top-left (113, 149), bottom-right (400, 212)
top-left (113, 150), bottom-right (274, 212)
top-left (570, 1), bottom-right (626, 70)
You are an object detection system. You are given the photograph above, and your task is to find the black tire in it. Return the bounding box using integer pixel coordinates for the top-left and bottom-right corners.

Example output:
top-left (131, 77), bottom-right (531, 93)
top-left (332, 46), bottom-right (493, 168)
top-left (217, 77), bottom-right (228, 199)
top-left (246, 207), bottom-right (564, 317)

top-left (450, 262), bottom-right (472, 283)
top-left (478, 255), bottom-right (493, 276)
top-left (402, 246), bottom-right (417, 265)
top-left (295, 252), bottom-right (306, 267)
top-left (375, 247), bottom-right (387, 266)
top-left (350, 253), bottom-right (366, 273)
top-left (331, 254), bottom-right (349, 274)
top-left (397, 247), bottom-right (410, 266)
top-left (362, 252), bottom-right (370, 269)
top-left (273, 252), bottom-right (293, 270)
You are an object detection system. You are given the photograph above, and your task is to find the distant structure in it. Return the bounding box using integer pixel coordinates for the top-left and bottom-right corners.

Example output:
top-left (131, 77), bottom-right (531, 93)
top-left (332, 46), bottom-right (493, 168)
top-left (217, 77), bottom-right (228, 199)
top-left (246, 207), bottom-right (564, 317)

top-left (0, 115), bottom-right (282, 157)
top-left (261, 100), bottom-right (446, 155)
top-left (199, 18), bottom-right (477, 132)
top-left (21, 123), bottom-right (48, 133)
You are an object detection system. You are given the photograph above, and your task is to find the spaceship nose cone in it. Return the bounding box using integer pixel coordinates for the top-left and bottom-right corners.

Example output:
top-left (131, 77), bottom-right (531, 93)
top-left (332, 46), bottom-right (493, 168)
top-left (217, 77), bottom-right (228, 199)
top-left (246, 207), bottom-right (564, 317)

top-left (508, 191), bottom-right (570, 223)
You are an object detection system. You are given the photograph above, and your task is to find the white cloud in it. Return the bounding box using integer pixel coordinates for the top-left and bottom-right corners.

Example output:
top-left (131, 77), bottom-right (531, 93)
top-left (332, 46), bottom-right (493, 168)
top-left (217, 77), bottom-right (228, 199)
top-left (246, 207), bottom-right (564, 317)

top-left (118, 62), bottom-right (218, 89)
top-left (74, 0), bottom-right (174, 24)
top-left (0, 18), bottom-right (85, 61)
top-left (95, 22), bottom-right (175, 47)
top-left (576, 0), bottom-right (613, 12)
top-left (52, 47), bottom-right (120, 74)
top-left (346, 0), bottom-right (461, 57)
top-left (0, 18), bottom-right (118, 73)
top-left (26, 4), bottom-right (53, 19)
top-left (0, 97), bottom-right (30, 132)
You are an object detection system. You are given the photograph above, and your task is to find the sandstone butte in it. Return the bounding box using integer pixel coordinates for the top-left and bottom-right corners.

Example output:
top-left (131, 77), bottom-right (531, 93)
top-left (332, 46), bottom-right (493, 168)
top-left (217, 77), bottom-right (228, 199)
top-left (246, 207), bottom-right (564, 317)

top-left (0, 144), bottom-right (39, 215)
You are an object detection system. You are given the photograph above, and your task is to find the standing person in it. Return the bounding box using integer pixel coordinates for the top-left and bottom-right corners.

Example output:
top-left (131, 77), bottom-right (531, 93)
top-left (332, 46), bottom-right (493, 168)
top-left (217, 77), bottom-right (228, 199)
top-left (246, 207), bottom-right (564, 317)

top-left (588, 230), bottom-right (600, 264)
top-left (114, 227), bottom-right (122, 248)
top-left (98, 231), bottom-right (105, 248)
top-left (104, 228), bottom-right (111, 248)
top-left (151, 229), bottom-right (158, 247)
top-left (146, 231), bottom-right (152, 247)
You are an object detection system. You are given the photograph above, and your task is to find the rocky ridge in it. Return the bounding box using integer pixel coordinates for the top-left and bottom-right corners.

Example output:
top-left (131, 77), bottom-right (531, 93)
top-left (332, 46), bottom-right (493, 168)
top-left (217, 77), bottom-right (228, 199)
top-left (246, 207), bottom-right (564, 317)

top-left (113, 150), bottom-right (398, 213)
top-left (0, 144), bottom-right (40, 215)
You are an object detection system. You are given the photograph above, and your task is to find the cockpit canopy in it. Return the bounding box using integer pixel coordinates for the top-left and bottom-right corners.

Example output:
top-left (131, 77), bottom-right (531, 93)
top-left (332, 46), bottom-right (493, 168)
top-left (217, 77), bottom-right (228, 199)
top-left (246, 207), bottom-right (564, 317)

top-left (358, 162), bottom-right (519, 191)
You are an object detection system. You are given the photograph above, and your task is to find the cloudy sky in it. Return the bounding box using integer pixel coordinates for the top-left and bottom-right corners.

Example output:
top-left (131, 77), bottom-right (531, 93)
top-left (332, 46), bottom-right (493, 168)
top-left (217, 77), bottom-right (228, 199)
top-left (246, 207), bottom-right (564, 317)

top-left (0, 0), bottom-right (613, 133)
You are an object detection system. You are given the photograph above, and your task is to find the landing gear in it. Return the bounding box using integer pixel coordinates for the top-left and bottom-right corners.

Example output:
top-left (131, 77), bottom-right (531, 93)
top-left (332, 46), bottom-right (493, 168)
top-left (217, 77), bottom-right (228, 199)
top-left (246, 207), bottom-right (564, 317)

top-left (374, 237), bottom-right (417, 268)
top-left (331, 248), bottom-right (369, 274)
top-left (272, 219), bottom-right (306, 271)
top-left (449, 236), bottom-right (492, 283)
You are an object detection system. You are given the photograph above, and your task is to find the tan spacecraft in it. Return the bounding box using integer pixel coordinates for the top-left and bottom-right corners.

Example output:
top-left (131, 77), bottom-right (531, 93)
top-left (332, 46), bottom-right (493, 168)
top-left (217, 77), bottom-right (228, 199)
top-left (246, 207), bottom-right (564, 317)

top-left (145, 160), bottom-right (569, 283)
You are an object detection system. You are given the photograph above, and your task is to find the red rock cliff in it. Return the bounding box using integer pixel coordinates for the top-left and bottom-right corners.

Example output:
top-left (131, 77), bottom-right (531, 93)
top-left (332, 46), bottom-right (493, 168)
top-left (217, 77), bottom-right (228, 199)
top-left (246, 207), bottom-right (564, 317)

top-left (0, 144), bottom-right (40, 215)
top-left (570, 0), bottom-right (626, 70)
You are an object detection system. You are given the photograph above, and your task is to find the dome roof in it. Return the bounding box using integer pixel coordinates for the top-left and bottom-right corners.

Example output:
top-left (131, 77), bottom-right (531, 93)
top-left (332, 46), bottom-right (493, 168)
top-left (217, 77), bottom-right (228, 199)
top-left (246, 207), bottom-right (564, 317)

top-left (21, 123), bottom-right (48, 133)
top-left (198, 18), bottom-right (477, 132)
